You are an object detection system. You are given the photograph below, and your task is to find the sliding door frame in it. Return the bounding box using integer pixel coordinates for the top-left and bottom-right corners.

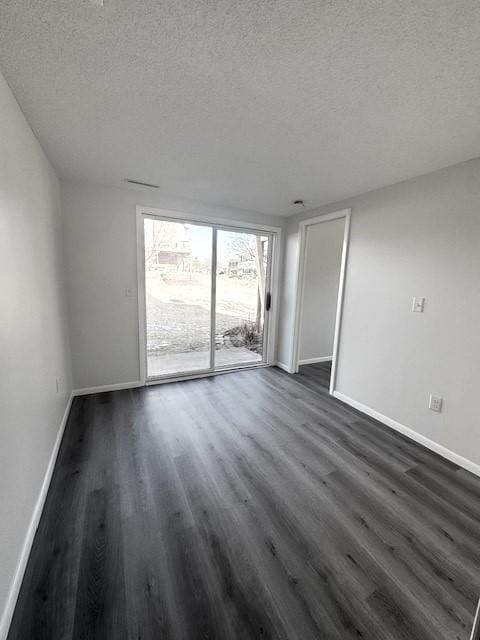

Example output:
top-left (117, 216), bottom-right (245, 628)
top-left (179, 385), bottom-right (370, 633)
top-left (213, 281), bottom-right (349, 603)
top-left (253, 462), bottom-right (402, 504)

top-left (136, 206), bottom-right (282, 385)
top-left (214, 228), bottom-right (274, 373)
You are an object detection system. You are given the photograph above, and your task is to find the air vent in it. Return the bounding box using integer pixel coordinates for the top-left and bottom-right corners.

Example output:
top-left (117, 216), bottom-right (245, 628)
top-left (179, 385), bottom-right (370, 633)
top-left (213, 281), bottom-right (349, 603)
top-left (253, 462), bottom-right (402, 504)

top-left (124, 179), bottom-right (159, 189)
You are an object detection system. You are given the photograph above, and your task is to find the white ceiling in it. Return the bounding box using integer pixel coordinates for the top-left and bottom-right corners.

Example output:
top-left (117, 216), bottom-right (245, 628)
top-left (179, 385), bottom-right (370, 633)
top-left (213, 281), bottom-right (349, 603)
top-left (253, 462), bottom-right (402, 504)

top-left (1, 1), bottom-right (480, 216)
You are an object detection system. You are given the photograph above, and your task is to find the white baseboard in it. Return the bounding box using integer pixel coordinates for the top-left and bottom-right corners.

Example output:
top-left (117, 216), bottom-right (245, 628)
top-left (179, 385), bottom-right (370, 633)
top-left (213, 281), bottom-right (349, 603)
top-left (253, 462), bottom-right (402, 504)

top-left (73, 380), bottom-right (143, 396)
top-left (298, 356), bottom-right (333, 365)
top-left (0, 392), bottom-right (74, 640)
top-left (333, 391), bottom-right (480, 478)
top-left (275, 361), bottom-right (293, 373)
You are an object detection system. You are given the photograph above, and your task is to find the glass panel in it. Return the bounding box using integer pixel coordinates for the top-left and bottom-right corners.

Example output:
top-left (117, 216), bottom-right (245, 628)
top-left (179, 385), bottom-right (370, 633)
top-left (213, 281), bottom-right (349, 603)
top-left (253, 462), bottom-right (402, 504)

top-left (215, 230), bottom-right (269, 368)
top-left (144, 218), bottom-right (212, 378)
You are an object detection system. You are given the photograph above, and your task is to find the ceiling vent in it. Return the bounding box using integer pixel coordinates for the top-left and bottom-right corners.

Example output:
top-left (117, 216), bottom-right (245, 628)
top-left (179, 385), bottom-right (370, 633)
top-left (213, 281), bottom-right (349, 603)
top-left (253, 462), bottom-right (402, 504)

top-left (124, 179), bottom-right (159, 189)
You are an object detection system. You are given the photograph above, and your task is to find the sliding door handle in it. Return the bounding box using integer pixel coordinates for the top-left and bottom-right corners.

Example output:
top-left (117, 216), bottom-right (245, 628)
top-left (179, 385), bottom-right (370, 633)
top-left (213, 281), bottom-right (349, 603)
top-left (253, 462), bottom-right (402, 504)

top-left (266, 292), bottom-right (272, 311)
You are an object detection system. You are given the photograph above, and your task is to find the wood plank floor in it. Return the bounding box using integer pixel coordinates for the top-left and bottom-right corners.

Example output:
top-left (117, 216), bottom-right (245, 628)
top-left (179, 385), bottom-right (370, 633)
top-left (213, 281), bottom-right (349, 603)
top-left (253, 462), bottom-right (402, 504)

top-left (8, 364), bottom-right (480, 640)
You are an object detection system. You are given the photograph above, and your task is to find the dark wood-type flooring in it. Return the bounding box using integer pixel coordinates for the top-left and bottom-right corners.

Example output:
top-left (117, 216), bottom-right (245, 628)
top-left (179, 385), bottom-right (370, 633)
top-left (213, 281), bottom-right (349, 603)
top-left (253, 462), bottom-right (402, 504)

top-left (9, 363), bottom-right (480, 639)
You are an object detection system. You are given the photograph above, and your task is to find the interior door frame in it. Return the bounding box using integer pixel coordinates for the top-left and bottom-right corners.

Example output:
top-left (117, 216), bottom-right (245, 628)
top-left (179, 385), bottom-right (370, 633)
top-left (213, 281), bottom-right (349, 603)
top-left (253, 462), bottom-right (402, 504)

top-left (289, 208), bottom-right (351, 395)
top-left (136, 206), bottom-right (282, 385)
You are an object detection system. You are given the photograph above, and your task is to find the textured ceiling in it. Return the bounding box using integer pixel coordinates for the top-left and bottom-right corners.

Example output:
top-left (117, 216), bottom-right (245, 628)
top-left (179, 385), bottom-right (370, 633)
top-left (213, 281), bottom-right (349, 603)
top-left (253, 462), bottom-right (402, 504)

top-left (1, 1), bottom-right (480, 215)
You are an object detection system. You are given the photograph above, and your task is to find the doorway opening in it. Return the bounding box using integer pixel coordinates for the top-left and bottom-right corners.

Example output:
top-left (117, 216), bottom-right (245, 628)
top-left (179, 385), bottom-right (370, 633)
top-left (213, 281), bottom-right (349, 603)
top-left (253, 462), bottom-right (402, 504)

top-left (138, 211), bottom-right (278, 382)
top-left (291, 209), bottom-right (351, 394)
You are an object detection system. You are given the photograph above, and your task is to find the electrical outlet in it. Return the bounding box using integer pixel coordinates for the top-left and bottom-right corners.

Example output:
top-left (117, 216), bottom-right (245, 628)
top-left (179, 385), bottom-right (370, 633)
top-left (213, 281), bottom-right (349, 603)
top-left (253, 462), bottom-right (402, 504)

top-left (429, 394), bottom-right (443, 413)
top-left (412, 297), bottom-right (425, 313)
top-left (55, 378), bottom-right (62, 394)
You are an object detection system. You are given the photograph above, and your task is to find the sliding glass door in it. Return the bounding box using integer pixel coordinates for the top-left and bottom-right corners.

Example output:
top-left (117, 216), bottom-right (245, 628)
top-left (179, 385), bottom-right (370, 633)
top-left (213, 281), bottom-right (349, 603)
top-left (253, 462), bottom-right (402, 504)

top-left (215, 230), bottom-right (270, 368)
top-left (144, 218), bottom-right (213, 377)
top-left (143, 216), bottom-right (273, 380)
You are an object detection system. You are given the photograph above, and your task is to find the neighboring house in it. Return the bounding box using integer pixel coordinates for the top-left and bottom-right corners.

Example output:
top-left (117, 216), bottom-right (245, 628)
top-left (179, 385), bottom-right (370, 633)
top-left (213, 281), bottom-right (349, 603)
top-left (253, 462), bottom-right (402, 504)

top-left (227, 254), bottom-right (256, 276)
top-left (145, 220), bottom-right (192, 272)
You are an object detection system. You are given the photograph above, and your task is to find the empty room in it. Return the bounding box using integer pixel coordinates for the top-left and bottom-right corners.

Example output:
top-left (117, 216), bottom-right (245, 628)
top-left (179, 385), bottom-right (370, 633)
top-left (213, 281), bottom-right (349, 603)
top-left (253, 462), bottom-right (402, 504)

top-left (1, 2), bottom-right (480, 639)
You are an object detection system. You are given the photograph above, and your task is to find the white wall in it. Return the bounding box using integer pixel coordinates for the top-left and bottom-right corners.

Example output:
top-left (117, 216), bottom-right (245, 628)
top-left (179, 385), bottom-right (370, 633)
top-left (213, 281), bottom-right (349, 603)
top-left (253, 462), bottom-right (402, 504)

top-left (61, 180), bottom-right (285, 390)
top-left (299, 218), bottom-right (344, 362)
top-left (278, 158), bottom-right (480, 471)
top-left (0, 72), bottom-right (72, 636)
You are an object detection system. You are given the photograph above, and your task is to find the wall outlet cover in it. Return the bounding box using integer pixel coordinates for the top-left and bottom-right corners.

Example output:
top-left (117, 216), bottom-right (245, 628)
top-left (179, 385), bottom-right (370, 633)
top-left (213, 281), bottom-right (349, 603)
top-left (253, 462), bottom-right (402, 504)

top-left (429, 394), bottom-right (443, 413)
top-left (412, 296), bottom-right (425, 313)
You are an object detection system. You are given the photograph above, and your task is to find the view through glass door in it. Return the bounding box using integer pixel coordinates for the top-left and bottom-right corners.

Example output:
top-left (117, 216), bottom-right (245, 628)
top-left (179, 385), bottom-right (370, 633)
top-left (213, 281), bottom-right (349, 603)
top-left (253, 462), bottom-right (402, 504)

top-left (143, 216), bottom-right (273, 380)
top-left (215, 229), bottom-right (269, 368)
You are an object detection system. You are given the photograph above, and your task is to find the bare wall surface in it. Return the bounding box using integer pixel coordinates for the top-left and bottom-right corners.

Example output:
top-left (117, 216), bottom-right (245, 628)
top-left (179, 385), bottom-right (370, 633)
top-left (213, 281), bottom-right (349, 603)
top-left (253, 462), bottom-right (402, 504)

top-left (299, 218), bottom-right (344, 361)
top-left (0, 71), bottom-right (72, 632)
top-left (279, 158), bottom-right (480, 468)
top-left (61, 180), bottom-right (285, 390)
